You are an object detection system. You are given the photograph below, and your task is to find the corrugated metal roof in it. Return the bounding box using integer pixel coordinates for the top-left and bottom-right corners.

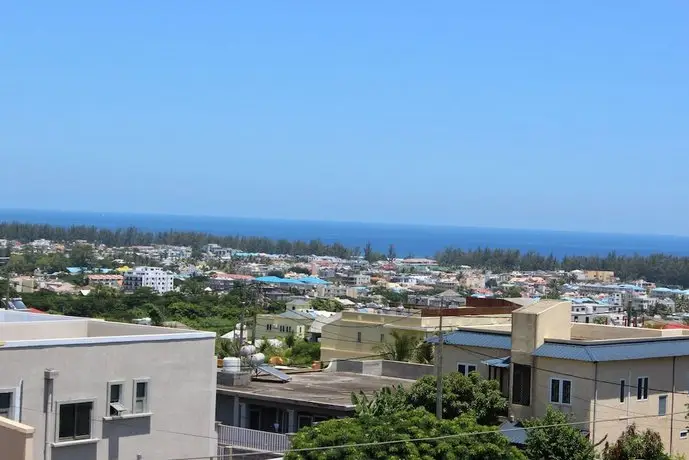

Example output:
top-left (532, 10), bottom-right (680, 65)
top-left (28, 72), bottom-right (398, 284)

top-left (533, 338), bottom-right (689, 362)
top-left (426, 331), bottom-right (512, 350)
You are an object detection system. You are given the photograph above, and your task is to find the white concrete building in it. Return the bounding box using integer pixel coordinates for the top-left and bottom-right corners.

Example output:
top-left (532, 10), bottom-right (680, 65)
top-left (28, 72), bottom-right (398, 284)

top-left (123, 266), bottom-right (174, 293)
top-left (0, 310), bottom-right (216, 460)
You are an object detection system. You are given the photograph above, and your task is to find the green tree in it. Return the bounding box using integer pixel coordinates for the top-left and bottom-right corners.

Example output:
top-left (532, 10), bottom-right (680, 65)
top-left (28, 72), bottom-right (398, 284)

top-left (544, 279), bottom-right (564, 300)
top-left (387, 243), bottom-right (397, 262)
top-left (374, 330), bottom-right (421, 362)
top-left (406, 372), bottom-right (507, 425)
top-left (70, 244), bottom-right (95, 268)
top-left (285, 340), bottom-right (320, 365)
top-left (286, 409), bottom-right (525, 460)
top-left (351, 385), bottom-right (409, 417)
top-left (285, 332), bottom-right (296, 348)
top-left (523, 406), bottom-right (596, 460)
top-left (501, 285), bottom-right (523, 298)
top-left (602, 424), bottom-right (670, 460)
top-left (148, 305), bottom-right (164, 326)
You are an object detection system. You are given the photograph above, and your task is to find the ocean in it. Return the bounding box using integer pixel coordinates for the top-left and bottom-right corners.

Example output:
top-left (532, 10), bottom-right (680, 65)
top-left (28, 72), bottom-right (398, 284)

top-left (2, 209), bottom-right (689, 259)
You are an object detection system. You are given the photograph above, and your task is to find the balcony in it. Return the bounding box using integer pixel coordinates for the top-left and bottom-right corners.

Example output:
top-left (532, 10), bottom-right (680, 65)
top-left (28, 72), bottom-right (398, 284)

top-left (217, 424), bottom-right (290, 454)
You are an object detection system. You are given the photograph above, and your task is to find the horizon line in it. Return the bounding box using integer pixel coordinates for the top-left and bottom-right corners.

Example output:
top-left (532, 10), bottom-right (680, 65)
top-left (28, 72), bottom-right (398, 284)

top-left (1, 207), bottom-right (689, 240)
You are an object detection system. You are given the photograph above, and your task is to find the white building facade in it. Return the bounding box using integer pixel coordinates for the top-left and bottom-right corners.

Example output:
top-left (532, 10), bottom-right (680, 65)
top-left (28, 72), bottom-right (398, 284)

top-left (0, 310), bottom-right (216, 460)
top-left (123, 266), bottom-right (174, 293)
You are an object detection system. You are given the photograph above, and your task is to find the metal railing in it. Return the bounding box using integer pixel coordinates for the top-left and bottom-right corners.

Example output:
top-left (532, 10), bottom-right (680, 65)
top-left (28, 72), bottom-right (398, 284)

top-left (217, 424), bottom-right (291, 453)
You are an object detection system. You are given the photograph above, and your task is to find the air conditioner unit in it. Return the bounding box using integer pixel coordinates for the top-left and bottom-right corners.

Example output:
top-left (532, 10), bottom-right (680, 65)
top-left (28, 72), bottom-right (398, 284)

top-left (109, 403), bottom-right (128, 416)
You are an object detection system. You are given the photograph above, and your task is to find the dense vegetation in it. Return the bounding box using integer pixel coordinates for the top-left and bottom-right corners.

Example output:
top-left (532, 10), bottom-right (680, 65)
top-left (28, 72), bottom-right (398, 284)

top-left (18, 281), bottom-right (279, 336)
top-left (437, 248), bottom-right (689, 287)
top-left (0, 222), bottom-right (357, 258)
top-left (292, 371), bottom-right (677, 460)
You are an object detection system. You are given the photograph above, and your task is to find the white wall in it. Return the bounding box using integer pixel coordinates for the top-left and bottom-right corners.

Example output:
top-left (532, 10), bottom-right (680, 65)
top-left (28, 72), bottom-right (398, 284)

top-left (0, 337), bottom-right (216, 460)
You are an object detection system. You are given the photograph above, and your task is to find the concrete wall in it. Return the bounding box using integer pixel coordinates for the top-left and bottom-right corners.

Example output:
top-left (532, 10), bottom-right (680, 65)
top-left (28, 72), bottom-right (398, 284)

top-left (441, 345), bottom-right (507, 378)
top-left (0, 337), bottom-right (217, 460)
top-left (0, 416), bottom-right (34, 460)
top-left (86, 320), bottom-right (186, 337)
top-left (326, 359), bottom-right (433, 380)
top-left (319, 311), bottom-right (510, 362)
top-left (0, 320), bottom-right (89, 341)
top-left (571, 323), bottom-right (662, 340)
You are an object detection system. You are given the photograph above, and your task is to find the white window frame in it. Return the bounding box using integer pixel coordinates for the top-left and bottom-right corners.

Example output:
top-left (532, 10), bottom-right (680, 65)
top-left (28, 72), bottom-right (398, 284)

top-left (457, 363), bottom-right (477, 376)
top-left (637, 376), bottom-right (649, 401)
top-left (132, 378), bottom-right (150, 414)
top-left (106, 380), bottom-right (126, 416)
top-left (0, 388), bottom-right (16, 420)
top-left (55, 399), bottom-right (96, 442)
top-left (549, 378), bottom-right (572, 405)
top-left (659, 395), bottom-right (668, 416)
top-left (680, 430), bottom-right (688, 440)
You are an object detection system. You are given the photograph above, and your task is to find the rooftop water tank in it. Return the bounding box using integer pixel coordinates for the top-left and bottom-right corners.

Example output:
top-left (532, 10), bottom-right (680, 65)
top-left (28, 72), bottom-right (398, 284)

top-left (249, 353), bottom-right (266, 366)
top-left (240, 344), bottom-right (256, 357)
top-left (222, 357), bottom-right (241, 374)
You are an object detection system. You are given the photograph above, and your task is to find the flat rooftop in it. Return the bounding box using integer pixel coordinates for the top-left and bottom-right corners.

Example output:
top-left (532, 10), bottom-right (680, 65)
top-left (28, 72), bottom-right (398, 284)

top-left (0, 310), bottom-right (214, 347)
top-left (217, 371), bottom-right (414, 410)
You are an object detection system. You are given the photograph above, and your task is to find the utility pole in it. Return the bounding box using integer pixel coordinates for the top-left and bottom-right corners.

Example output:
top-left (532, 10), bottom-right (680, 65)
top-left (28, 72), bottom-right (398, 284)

top-left (435, 300), bottom-right (444, 419)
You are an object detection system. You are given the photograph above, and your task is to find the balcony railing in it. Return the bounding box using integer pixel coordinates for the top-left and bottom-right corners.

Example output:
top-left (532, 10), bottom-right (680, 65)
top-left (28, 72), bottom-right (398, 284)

top-left (216, 424), bottom-right (290, 453)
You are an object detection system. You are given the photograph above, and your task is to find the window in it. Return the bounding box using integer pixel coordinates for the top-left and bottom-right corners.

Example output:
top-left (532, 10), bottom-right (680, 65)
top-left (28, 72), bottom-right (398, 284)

top-left (133, 380), bottom-right (149, 414)
top-left (512, 364), bottom-right (531, 406)
top-left (620, 379), bottom-right (626, 403)
top-left (107, 382), bottom-right (126, 416)
top-left (680, 430), bottom-right (688, 440)
top-left (457, 363), bottom-right (477, 376)
top-left (659, 395), bottom-right (667, 416)
top-left (266, 324), bottom-right (273, 331)
top-left (58, 402), bottom-right (93, 441)
top-left (549, 378), bottom-right (572, 405)
top-left (637, 377), bottom-right (649, 400)
top-left (380, 334), bottom-right (385, 343)
top-left (0, 392), bottom-right (12, 419)
top-left (357, 332), bottom-right (362, 343)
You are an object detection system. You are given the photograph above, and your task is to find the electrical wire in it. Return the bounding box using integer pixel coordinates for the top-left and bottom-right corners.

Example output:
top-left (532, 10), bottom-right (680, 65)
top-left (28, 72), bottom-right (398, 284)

top-left (168, 408), bottom-right (689, 459)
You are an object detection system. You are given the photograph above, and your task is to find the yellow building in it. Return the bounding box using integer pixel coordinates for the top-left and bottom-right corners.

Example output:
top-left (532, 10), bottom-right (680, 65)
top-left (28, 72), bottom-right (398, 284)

top-left (320, 309), bottom-right (511, 362)
top-left (436, 299), bottom-right (689, 457)
top-left (584, 270), bottom-right (615, 283)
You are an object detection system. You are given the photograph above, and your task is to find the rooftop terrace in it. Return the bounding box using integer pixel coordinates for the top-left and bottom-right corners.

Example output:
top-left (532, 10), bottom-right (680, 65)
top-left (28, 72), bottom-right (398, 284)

top-left (0, 310), bottom-right (214, 347)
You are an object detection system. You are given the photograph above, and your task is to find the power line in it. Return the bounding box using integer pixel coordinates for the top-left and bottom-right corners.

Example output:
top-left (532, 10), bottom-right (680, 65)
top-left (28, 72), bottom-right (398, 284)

top-left (169, 408), bottom-right (689, 459)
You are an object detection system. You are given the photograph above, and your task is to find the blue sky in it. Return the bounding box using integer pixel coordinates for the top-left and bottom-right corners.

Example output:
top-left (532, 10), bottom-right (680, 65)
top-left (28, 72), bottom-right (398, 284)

top-left (2, 1), bottom-right (688, 234)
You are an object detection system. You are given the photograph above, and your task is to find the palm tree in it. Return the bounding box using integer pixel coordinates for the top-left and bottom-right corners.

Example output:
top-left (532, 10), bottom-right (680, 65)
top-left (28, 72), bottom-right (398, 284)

top-left (413, 341), bottom-right (434, 364)
top-left (375, 330), bottom-right (421, 362)
top-left (215, 338), bottom-right (240, 359)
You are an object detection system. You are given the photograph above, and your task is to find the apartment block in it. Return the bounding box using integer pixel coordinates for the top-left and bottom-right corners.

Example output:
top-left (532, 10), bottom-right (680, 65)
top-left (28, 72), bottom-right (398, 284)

top-left (320, 308), bottom-right (513, 362)
top-left (430, 299), bottom-right (689, 456)
top-left (86, 274), bottom-right (123, 288)
top-left (122, 266), bottom-right (174, 293)
top-left (0, 310), bottom-right (216, 460)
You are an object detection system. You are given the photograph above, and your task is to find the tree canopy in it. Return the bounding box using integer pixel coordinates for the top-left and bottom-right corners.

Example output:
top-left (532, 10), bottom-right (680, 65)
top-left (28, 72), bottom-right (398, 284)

top-left (523, 406), bottom-right (596, 460)
top-left (406, 372), bottom-right (507, 425)
top-left (602, 424), bottom-right (671, 460)
top-left (286, 409), bottom-right (526, 460)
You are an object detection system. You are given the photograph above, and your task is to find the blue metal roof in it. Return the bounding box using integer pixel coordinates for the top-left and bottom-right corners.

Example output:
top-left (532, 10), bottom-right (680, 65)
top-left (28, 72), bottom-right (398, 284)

top-left (426, 331), bottom-right (512, 350)
top-left (533, 338), bottom-right (689, 362)
top-left (499, 421), bottom-right (527, 446)
top-left (296, 277), bottom-right (330, 285)
top-left (255, 276), bottom-right (305, 285)
top-left (482, 356), bottom-right (511, 368)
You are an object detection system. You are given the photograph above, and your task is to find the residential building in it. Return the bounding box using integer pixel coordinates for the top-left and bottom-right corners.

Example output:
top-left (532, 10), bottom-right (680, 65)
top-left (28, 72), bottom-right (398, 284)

top-left (122, 266), bottom-right (174, 293)
top-left (252, 309), bottom-right (337, 342)
top-left (86, 274), bottom-right (123, 288)
top-left (0, 310), bottom-right (216, 460)
top-left (430, 299), bottom-right (689, 457)
top-left (215, 368), bottom-right (415, 434)
top-left (341, 274), bottom-right (370, 286)
top-left (320, 307), bottom-right (513, 362)
top-left (583, 270), bottom-right (616, 283)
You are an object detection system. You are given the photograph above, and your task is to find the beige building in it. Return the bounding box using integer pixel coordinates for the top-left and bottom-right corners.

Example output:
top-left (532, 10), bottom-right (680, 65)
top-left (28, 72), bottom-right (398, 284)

top-left (0, 310), bottom-right (217, 460)
top-left (434, 300), bottom-right (689, 456)
top-left (320, 309), bottom-right (512, 362)
top-left (252, 309), bottom-right (337, 342)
